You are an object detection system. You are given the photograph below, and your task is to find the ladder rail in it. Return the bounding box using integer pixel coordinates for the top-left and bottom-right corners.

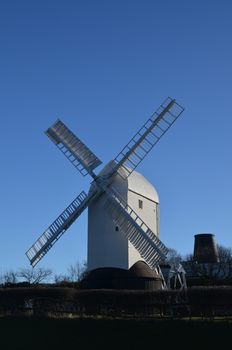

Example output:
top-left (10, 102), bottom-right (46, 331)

top-left (26, 190), bottom-right (95, 267)
top-left (103, 185), bottom-right (168, 270)
top-left (110, 97), bottom-right (184, 179)
top-left (107, 186), bottom-right (168, 254)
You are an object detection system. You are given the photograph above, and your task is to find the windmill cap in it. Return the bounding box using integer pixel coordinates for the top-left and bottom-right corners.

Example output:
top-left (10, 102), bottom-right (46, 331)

top-left (194, 233), bottom-right (215, 238)
top-left (91, 160), bottom-right (159, 203)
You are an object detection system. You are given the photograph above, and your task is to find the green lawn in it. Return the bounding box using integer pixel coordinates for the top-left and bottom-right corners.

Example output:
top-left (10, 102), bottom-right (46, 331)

top-left (1, 317), bottom-right (232, 349)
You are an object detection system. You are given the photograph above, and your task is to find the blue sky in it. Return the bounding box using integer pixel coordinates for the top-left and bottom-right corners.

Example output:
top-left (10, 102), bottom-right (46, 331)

top-left (0, 0), bottom-right (232, 276)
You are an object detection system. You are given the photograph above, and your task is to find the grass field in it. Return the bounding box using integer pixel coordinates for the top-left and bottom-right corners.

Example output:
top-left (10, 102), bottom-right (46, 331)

top-left (1, 316), bottom-right (232, 349)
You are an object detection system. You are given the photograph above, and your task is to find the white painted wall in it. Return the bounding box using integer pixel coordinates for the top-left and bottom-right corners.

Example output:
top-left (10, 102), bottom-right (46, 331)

top-left (87, 161), bottom-right (159, 271)
top-left (127, 189), bottom-right (159, 268)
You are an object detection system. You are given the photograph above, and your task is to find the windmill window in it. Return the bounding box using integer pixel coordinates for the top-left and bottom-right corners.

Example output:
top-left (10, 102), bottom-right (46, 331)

top-left (115, 226), bottom-right (119, 232)
top-left (138, 199), bottom-right (143, 209)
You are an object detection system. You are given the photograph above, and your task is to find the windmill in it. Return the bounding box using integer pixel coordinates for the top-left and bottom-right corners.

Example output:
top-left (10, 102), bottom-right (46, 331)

top-left (26, 97), bottom-right (184, 288)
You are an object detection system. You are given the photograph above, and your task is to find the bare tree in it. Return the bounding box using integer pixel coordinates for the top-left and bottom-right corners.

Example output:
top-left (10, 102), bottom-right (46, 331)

top-left (17, 267), bottom-right (53, 284)
top-left (217, 245), bottom-right (232, 263)
top-left (1, 270), bottom-right (18, 284)
top-left (185, 253), bottom-right (193, 261)
top-left (216, 245), bottom-right (232, 278)
top-left (53, 274), bottom-right (70, 283)
top-left (67, 261), bottom-right (87, 282)
top-left (165, 248), bottom-right (183, 266)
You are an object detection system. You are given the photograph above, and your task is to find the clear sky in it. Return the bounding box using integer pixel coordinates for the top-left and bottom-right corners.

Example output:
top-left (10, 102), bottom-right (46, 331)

top-left (1, 0), bottom-right (232, 276)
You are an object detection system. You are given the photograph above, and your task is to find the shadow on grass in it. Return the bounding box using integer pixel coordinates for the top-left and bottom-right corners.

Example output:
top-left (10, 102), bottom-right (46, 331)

top-left (0, 316), bottom-right (232, 348)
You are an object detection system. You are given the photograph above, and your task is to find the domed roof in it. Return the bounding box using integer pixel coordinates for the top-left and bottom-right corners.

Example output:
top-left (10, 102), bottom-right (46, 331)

top-left (129, 261), bottom-right (160, 278)
top-left (91, 160), bottom-right (159, 203)
top-left (127, 169), bottom-right (159, 203)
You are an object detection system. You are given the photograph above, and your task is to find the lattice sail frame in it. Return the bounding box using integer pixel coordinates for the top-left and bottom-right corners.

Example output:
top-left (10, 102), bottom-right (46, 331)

top-left (111, 97), bottom-right (184, 179)
top-left (46, 120), bottom-right (102, 177)
top-left (26, 190), bottom-right (97, 267)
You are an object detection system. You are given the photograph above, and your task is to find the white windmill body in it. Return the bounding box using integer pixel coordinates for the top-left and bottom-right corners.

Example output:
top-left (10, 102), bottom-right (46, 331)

top-left (87, 160), bottom-right (160, 271)
top-left (26, 97), bottom-right (184, 290)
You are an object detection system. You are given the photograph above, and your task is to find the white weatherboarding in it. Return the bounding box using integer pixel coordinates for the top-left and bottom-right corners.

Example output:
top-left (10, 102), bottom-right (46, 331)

top-left (26, 97), bottom-right (184, 277)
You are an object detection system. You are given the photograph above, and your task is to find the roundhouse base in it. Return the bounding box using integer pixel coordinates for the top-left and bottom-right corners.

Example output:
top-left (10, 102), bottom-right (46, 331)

top-left (81, 261), bottom-right (162, 290)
